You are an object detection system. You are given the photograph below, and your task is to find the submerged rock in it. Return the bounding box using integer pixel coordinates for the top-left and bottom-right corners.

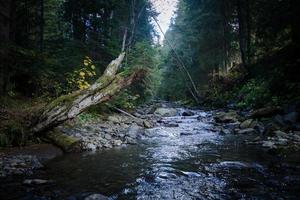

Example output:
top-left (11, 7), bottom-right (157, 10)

top-left (84, 193), bottom-right (108, 200)
top-left (23, 179), bottom-right (52, 185)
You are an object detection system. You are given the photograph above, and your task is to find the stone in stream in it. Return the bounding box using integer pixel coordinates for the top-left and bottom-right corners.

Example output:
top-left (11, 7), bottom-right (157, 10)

top-left (164, 122), bottom-right (179, 127)
top-left (23, 179), bottom-right (52, 185)
top-left (182, 110), bottom-right (194, 116)
top-left (262, 141), bottom-right (277, 149)
top-left (84, 193), bottom-right (108, 200)
top-left (126, 124), bottom-right (144, 138)
top-left (154, 108), bottom-right (177, 117)
top-left (237, 128), bottom-right (257, 135)
top-left (143, 120), bottom-right (153, 128)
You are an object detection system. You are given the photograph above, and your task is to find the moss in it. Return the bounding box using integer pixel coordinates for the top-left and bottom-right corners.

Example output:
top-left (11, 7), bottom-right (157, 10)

top-left (46, 130), bottom-right (81, 152)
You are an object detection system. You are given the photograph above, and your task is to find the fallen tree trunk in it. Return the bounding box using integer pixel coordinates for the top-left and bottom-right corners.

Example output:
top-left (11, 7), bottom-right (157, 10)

top-left (30, 52), bottom-right (146, 134)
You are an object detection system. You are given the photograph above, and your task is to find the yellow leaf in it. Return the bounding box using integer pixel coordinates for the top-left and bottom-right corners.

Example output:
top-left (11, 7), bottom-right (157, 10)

top-left (79, 72), bottom-right (85, 77)
top-left (91, 65), bottom-right (95, 70)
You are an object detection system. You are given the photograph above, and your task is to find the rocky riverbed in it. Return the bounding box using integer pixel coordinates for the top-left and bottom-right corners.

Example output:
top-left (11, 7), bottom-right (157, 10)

top-left (1, 101), bottom-right (300, 199)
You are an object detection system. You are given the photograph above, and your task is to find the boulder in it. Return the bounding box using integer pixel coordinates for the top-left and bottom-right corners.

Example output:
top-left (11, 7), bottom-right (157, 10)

top-left (154, 108), bottom-right (177, 117)
top-left (240, 119), bottom-right (254, 129)
top-left (250, 106), bottom-right (282, 118)
top-left (126, 124), bottom-right (144, 138)
top-left (214, 111), bottom-right (239, 123)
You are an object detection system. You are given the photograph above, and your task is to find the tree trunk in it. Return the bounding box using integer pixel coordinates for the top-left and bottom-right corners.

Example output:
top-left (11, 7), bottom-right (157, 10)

top-left (30, 52), bottom-right (146, 134)
top-left (39, 0), bottom-right (44, 52)
top-left (237, 0), bottom-right (247, 68)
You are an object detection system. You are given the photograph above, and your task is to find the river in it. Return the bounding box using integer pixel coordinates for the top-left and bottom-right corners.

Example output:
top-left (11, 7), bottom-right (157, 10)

top-left (3, 109), bottom-right (300, 199)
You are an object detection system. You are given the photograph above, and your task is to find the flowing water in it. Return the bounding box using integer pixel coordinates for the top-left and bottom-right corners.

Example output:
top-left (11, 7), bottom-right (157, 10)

top-left (4, 109), bottom-right (300, 199)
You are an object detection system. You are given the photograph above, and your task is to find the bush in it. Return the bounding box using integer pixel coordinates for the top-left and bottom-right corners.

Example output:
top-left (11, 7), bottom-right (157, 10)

top-left (235, 79), bottom-right (279, 108)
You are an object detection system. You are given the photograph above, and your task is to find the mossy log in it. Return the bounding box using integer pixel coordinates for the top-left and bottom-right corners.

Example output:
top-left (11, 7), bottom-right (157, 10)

top-left (45, 129), bottom-right (82, 152)
top-left (30, 52), bottom-right (146, 135)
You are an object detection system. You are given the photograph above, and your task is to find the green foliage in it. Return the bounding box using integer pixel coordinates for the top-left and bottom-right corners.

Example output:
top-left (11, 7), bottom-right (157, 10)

top-left (110, 89), bottom-right (141, 110)
top-left (66, 56), bottom-right (97, 91)
top-left (0, 122), bottom-right (27, 147)
top-left (235, 79), bottom-right (275, 108)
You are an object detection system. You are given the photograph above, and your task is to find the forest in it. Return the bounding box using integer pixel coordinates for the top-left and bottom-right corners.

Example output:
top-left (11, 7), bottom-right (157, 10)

top-left (0, 0), bottom-right (300, 199)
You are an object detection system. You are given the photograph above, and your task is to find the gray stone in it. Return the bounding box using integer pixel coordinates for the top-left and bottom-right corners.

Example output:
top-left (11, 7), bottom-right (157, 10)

top-left (240, 119), bottom-right (254, 129)
top-left (214, 111), bottom-right (239, 123)
top-left (262, 141), bottom-right (277, 149)
top-left (86, 143), bottom-right (97, 151)
top-left (143, 120), bottom-right (152, 128)
top-left (104, 134), bottom-right (112, 140)
top-left (84, 194), bottom-right (108, 200)
top-left (154, 108), bottom-right (177, 117)
top-left (126, 124), bottom-right (144, 138)
top-left (221, 128), bottom-right (231, 135)
top-left (23, 179), bottom-right (51, 185)
top-left (113, 140), bottom-right (122, 146)
top-left (274, 130), bottom-right (288, 138)
top-left (237, 128), bottom-right (257, 135)
top-left (164, 122), bottom-right (179, 127)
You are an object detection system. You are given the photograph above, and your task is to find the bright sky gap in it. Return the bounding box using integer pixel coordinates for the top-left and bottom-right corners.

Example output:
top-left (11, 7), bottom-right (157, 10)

top-left (151, 0), bottom-right (178, 43)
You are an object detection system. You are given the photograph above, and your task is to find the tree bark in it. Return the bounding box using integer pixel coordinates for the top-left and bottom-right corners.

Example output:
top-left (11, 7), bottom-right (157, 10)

top-left (30, 52), bottom-right (146, 134)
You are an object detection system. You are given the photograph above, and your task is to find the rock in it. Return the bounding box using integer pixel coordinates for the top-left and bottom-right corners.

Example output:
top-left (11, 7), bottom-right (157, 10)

top-left (237, 128), bottom-right (257, 135)
top-left (104, 134), bottom-right (112, 140)
top-left (126, 124), bottom-right (144, 138)
top-left (143, 120), bottom-right (153, 128)
top-left (107, 115), bottom-right (122, 123)
top-left (180, 132), bottom-right (192, 136)
top-left (262, 141), bottom-right (277, 149)
top-left (264, 122), bottom-right (281, 135)
top-left (113, 140), bottom-right (122, 146)
top-left (214, 111), bottom-right (239, 123)
top-left (125, 137), bottom-right (137, 144)
top-left (84, 194), bottom-right (108, 200)
top-left (182, 111), bottom-right (194, 116)
top-left (240, 119), bottom-right (254, 129)
top-left (274, 130), bottom-right (288, 138)
top-left (86, 143), bottom-right (97, 151)
top-left (164, 122), bottom-right (179, 127)
top-left (283, 112), bottom-right (299, 124)
top-left (220, 128), bottom-right (231, 135)
top-left (154, 108), bottom-right (177, 117)
top-left (23, 179), bottom-right (51, 185)
top-left (250, 106), bottom-right (282, 118)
